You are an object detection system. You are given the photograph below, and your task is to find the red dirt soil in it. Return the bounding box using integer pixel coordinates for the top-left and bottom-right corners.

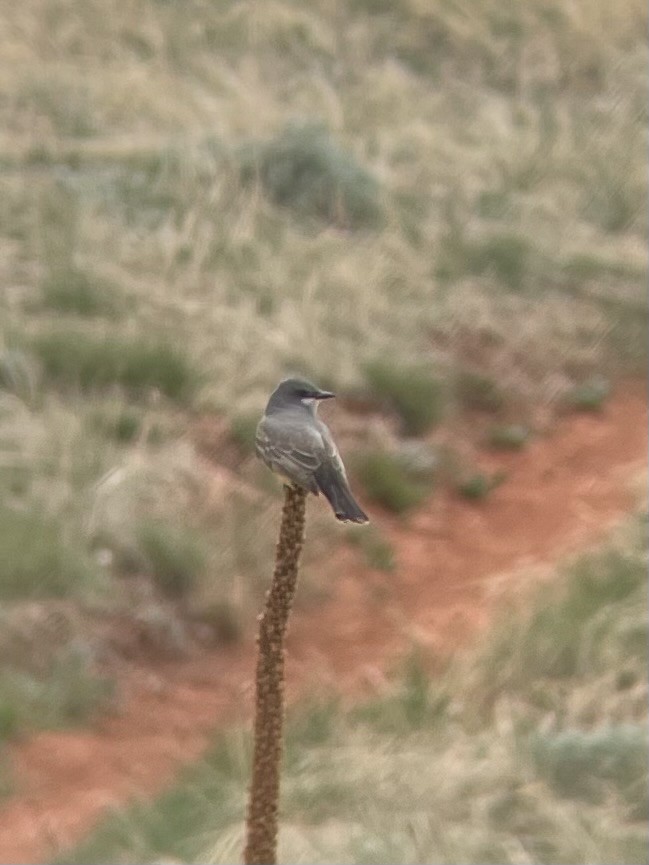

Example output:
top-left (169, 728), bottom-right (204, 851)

top-left (0, 382), bottom-right (646, 864)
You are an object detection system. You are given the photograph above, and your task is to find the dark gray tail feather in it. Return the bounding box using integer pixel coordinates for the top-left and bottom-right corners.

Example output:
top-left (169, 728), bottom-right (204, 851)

top-left (314, 463), bottom-right (369, 524)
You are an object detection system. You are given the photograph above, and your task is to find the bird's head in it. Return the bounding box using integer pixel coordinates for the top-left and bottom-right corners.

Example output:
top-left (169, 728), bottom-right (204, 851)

top-left (267, 377), bottom-right (335, 413)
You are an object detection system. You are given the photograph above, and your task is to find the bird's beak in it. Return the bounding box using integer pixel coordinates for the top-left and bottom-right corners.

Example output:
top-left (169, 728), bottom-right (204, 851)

top-left (315, 390), bottom-right (335, 400)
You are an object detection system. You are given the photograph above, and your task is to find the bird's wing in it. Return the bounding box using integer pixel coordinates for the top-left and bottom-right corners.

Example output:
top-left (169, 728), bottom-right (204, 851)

top-left (255, 414), bottom-right (324, 493)
top-left (317, 419), bottom-right (349, 481)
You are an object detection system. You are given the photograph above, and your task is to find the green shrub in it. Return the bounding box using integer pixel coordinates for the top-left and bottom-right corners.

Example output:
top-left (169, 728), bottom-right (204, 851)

top-left (137, 520), bottom-right (207, 599)
top-left (456, 371), bottom-right (504, 412)
top-left (532, 725), bottom-right (647, 807)
top-left (487, 424), bottom-right (530, 450)
top-left (456, 471), bottom-right (505, 501)
top-left (364, 361), bottom-right (446, 435)
top-left (112, 409), bottom-right (141, 443)
top-left (240, 122), bottom-right (382, 229)
top-left (33, 330), bottom-right (197, 401)
top-left (355, 450), bottom-right (430, 513)
top-left (568, 376), bottom-right (611, 412)
top-left (0, 503), bottom-right (94, 600)
top-left (41, 268), bottom-right (124, 317)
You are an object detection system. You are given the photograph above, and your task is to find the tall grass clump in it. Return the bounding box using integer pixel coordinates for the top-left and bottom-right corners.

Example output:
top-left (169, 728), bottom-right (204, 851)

top-left (33, 330), bottom-right (198, 401)
top-left (240, 123), bottom-right (382, 229)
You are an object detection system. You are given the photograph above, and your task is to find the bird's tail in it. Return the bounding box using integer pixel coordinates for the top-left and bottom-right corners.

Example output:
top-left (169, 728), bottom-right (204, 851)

top-left (314, 463), bottom-right (369, 524)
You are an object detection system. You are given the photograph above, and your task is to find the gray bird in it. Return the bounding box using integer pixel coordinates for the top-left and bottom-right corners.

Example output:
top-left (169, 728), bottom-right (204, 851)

top-left (256, 377), bottom-right (369, 524)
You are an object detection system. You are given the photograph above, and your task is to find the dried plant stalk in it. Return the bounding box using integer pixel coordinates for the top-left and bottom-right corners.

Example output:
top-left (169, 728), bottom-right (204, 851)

top-left (244, 485), bottom-right (307, 865)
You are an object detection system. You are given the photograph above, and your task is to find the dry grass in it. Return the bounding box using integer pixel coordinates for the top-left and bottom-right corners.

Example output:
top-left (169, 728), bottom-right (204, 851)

top-left (1, 0), bottom-right (645, 405)
top-left (0, 0), bottom-right (646, 733)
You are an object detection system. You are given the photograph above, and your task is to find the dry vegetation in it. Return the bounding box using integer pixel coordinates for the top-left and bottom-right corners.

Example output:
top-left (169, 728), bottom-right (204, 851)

top-left (0, 0), bottom-right (646, 745)
top-left (57, 521), bottom-right (649, 864)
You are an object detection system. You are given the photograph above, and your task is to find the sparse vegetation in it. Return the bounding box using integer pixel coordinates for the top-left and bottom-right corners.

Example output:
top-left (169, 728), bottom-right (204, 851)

top-left (0, 0), bottom-right (646, 837)
top-left (57, 523), bottom-right (648, 865)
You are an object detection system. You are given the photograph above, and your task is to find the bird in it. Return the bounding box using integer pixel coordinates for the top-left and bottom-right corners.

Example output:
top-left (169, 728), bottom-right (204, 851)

top-left (255, 377), bottom-right (369, 524)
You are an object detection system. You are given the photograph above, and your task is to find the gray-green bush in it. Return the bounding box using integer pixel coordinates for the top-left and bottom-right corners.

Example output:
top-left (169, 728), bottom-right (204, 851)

top-left (240, 123), bottom-right (382, 229)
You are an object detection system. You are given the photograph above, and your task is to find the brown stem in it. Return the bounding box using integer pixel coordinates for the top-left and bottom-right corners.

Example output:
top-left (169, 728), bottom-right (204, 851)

top-left (244, 485), bottom-right (307, 865)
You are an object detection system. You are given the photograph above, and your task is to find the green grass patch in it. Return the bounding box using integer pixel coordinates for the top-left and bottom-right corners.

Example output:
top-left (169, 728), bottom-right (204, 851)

top-left (40, 267), bottom-right (126, 318)
top-left (436, 221), bottom-right (535, 291)
top-left (472, 523), bottom-right (647, 699)
top-left (0, 503), bottom-right (96, 600)
top-left (33, 330), bottom-right (198, 401)
top-left (364, 361), bottom-right (446, 436)
top-left (354, 450), bottom-right (431, 514)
